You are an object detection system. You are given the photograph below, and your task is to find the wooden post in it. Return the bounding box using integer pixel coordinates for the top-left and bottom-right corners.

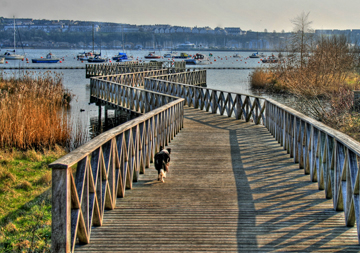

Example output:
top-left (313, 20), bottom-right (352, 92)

top-left (98, 103), bottom-right (102, 128)
top-left (51, 168), bottom-right (71, 253)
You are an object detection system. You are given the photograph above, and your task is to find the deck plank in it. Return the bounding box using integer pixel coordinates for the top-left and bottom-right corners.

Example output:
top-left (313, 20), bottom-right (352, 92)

top-left (75, 107), bottom-right (360, 252)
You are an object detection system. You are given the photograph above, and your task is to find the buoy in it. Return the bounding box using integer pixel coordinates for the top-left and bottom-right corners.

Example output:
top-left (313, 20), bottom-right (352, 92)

top-left (214, 59), bottom-right (216, 61)
top-left (27, 61), bottom-right (29, 63)
top-left (59, 61), bottom-right (62, 63)
top-left (5, 61), bottom-right (8, 64)
top-left (26, 58), bottom-right (28, 61)
top-left (22, 58), bottom-right (24, 61)
top-left (41, 57), bottom-right (43, 58)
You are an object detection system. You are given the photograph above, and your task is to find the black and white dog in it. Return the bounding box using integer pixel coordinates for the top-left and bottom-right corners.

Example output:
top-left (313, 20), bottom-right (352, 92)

top-left (154, 146), bottom-right (171, 183)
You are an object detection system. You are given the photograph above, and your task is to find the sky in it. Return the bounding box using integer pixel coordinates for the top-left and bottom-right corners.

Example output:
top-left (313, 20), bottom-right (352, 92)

top-left (1, 0), bottom-right (360, 32)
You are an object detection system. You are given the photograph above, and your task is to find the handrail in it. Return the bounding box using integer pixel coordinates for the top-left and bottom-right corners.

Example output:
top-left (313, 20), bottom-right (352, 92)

top-left (144, 77), bottom-right (266, 125)
top-left (85, 61), bottom-right (186, 78)
top-left (51, 65), bottom-right (360, 252)
top-left (265, 99), bottom-right (360, 242)
top-left (85, 62), bottom-right (165, 78)
top-left (50, 78), bottom-right (184, 252)
top-left (145, 75), bottom-right (360, 243)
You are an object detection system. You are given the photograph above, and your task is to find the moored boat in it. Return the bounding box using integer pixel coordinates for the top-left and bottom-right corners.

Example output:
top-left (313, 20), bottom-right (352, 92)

top-left (261, 55), bottom-right (279, 63)
top-left (0, 57), bottom-right (4, 64)
top-left (112, 52), bottom-right (133, 62)
top-left (4, 50), bottom-right (25, 60)
top-left (144, 52), bottom-right (161, 59)
top-left (5, 17), bottom-right (25, 60)
top-left (233, 53), bottom-right (242, 58)
top-left (32, 52), bottom-right (60, 63)
top-left (87, 55), bottom-right (108, 63)
top-left (77, 51), bottom-right (94, 61)
top-left (249, 52), bottom-right (266, 58)
top-left (173, 52), bottom-right (190, 59)
top-left (163, 52), bottom-right (178, 58)
top-left (185, 53), bottom-right (210, 65)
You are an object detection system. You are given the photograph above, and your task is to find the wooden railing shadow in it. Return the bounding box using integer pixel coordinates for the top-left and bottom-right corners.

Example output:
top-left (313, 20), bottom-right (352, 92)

top-left (184, 108), bottom-right (359, 251)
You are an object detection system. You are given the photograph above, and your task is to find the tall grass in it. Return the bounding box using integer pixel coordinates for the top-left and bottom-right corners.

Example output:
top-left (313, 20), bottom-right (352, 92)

top-left (0, 71), bottom-right (72, 150)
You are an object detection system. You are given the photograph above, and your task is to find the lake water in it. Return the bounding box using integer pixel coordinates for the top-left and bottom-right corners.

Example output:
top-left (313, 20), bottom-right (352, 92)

top-left (1, 49), bottom-right (286, 146)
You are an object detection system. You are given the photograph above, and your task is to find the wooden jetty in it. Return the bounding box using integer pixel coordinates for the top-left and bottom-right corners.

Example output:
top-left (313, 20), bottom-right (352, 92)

top-left (50, 63), bottom-right (360, 252)
top-left (73, 107), bottom-right (360, 252)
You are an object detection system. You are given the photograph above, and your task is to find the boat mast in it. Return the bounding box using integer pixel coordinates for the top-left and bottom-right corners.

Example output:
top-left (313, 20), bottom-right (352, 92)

top-left (13, 16), bottom-right (16, 52)
top-left (92, 24), bottom-right (95, 54)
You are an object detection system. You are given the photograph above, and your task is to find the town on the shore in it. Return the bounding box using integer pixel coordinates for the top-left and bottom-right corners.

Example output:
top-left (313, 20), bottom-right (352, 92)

top-left (0, 17), bottom-right (358, 51)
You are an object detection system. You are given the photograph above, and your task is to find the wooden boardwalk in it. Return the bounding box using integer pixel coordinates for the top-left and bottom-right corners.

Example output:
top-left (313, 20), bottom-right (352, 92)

top-left (75, 107), bottom-right (360, 252)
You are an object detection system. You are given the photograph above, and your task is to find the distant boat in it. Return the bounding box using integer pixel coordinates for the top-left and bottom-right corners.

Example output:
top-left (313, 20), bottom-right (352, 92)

top-left (112, 52), bottom-right (133, 62)
top-left (87, 55), bottom-right (108, 63)
top-left (173, 52), bottom-right (190, 59)
top-left (77, 51), bottom-right (94, 61)
top-left (249, 52), bottom-right (266, 58)
top-left (32, 52), bottom-right (60, 63)
top-left (4, 16), bottom-right (25, 60)
top-left (233, 53), bottom-right (242, 58)
top-left (261, 55), bottom-right (279, 63)
top-left (185, 53), bottom-right (210, 65)
top-left (0, 57), bottom-right (4, 64)
top-left (144, 52), bottom-right (161, 59)
top-left (163, 52), bottom-right (178, 58)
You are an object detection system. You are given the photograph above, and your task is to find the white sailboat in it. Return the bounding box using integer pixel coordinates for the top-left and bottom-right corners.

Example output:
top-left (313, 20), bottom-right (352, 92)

top-left (4, 16), bottom-right (25, 60)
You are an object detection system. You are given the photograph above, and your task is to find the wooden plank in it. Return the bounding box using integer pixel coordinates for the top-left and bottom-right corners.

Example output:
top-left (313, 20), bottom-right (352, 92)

top-left (75, 107), bottom-right (360, 252)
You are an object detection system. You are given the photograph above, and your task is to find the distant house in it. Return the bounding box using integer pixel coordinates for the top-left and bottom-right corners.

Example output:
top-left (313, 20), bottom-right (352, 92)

top-left (199, 27), bottom-right (214, 34)
top-left (192, 27), bottom-right (199, 34)
top-left (183, 27), bottom-right (192, 33)
top-left (214, 27), bottom-right (226, 35)
top-left (225, 27), bottom-right (242, 36)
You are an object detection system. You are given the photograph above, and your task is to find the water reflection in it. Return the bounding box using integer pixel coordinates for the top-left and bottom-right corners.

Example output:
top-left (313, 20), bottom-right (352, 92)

top-left (88, 107), bottom-right (137, 138)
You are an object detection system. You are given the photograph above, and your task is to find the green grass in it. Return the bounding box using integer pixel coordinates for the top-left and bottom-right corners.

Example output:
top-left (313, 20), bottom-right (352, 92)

top-left (0, 147), bottom-right (66, 252)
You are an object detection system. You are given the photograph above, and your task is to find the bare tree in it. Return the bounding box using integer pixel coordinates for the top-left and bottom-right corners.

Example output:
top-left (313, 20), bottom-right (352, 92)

top-left (290, 12), bottom-right (314, 68)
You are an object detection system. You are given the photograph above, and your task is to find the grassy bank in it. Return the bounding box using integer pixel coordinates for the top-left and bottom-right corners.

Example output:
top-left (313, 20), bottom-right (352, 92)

top-left (0, 148), bottom-right (66, 252)
top-left (0, 72), bottom-right (73, 252)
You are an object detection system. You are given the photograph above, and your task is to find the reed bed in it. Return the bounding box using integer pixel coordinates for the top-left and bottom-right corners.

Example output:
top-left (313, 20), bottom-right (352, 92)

top-left (0, 71), bottom-right (72, 150)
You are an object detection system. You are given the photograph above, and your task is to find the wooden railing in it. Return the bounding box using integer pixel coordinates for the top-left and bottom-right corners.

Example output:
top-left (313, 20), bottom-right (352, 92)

top-left (86, 61), bottom-right (186, 78)
top-left (97, 69), bottom-right (169, 88)
top-left (152, 69), bottom-right (207, 86)
top-left (145, 76), bottom-right (360, 243)
top-left (266, 98), bottom-right (360, 242)
top-left (96, 69), bottom-right (206, 88)
top-left (144, 77), bottom-right (266, 125)
top-left (86, 62), bottom-right (163, 78)
top-left (51, 65), bottom-right (360, 252)
top-left (50, 77), bottom-right (184, 252)
top-left (90, 76), bottom-right (181, 114)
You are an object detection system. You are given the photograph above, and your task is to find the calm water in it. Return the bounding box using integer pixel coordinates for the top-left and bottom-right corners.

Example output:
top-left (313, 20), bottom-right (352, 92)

top-left (1, 49), bottom-right (287, 144)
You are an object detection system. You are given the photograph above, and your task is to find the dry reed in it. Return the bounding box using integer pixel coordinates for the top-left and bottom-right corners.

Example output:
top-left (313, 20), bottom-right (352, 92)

top-left (0, 71), bottom-right (72, 150)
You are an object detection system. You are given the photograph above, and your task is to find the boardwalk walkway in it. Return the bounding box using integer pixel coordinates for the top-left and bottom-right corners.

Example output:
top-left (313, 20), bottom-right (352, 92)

top-left (75, 107), bottom-right (360, 252)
